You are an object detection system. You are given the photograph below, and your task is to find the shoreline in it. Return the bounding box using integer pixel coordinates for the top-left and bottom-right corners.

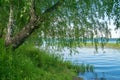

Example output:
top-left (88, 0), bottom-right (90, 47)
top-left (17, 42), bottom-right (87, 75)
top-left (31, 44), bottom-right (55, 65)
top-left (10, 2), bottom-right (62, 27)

top-left (82, 43), bottom-right (120, 49)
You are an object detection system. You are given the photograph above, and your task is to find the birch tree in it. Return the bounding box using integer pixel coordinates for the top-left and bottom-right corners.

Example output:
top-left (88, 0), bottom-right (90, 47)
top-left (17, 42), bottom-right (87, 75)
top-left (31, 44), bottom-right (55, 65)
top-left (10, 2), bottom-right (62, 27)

top-left (0, 0), bottom-right (119, 49)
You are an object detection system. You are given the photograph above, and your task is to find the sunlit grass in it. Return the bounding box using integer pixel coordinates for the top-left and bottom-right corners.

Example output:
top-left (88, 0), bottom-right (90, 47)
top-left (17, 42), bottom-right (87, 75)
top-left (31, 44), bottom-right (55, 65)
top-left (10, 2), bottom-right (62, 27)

top-left (44, 39), bottom-right (120, 49)
top-left (83, 43), bottom-right (120, 49)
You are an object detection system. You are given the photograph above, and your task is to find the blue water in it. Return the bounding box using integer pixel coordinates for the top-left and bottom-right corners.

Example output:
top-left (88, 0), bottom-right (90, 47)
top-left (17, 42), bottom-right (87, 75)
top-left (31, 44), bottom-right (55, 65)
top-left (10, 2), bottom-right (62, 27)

top-left (62, 48), bottom-right (120, 80)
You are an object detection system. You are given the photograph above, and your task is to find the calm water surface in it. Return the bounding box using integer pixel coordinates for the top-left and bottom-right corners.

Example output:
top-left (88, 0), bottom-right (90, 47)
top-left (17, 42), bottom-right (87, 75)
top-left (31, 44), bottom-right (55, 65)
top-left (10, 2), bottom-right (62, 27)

top-left (62, 48), bottom-right (120, 80)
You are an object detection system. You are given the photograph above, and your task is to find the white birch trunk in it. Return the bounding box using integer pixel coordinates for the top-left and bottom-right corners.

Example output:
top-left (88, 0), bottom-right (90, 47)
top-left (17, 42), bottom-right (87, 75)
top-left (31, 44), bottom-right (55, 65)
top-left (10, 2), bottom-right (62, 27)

top-left (5, 5), bottom-right (13, 46)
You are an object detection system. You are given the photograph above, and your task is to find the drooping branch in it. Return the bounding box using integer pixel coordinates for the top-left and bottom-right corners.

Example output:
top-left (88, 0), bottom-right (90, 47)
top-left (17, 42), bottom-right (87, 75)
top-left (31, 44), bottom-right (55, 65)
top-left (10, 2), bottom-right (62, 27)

top-left (5, 5), bottom-right (14, 46)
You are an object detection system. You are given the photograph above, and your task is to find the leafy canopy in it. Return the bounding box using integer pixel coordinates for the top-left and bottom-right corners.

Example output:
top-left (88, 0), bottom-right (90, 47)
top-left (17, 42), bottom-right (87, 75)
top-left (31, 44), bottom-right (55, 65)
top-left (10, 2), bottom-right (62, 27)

top-left (0, 0), bottom-right (120, 47)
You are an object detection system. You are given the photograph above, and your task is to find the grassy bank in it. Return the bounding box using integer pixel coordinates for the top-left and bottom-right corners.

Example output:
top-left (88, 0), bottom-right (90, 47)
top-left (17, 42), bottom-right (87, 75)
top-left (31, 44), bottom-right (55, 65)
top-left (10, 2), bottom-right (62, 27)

top-left (82, 43), bottom-right (120, 49)
top-left (45, 40), bottom-right (120, 49)
top-left (0, 39), bottom-right (93, 80)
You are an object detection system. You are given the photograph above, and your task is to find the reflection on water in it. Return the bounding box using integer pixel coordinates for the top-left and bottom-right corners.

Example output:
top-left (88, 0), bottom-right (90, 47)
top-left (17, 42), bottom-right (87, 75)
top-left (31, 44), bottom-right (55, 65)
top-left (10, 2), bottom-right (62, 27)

top-left (62, 48), bottom-right (120, 80)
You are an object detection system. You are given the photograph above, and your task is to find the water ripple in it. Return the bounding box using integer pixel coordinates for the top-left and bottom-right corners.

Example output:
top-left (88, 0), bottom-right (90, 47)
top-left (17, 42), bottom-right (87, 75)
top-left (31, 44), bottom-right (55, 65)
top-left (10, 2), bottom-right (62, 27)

top-left (64, 48), bottom-right (120, 80)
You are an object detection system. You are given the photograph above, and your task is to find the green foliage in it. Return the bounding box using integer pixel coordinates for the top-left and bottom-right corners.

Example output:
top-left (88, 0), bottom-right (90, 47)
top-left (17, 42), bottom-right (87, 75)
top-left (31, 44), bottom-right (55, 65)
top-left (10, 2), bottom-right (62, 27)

top-left (0, 40), bottom-right (40, 80)
top-left (1, 0), bottom-right (119, 48)
top-left (0, 39), bottom-right (93, 80)
top-left (78, 42), bottom-right (120, 49)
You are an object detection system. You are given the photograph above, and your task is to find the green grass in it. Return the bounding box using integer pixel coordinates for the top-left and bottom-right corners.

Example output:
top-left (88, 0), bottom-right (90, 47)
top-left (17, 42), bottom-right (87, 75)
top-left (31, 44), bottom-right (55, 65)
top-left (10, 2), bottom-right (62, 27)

top-left (0, 39), bottom-right (93, 80)
top-left (44, 40), bottom-right (120, 49)
top-left (82, 43), bottom-right (120, 49)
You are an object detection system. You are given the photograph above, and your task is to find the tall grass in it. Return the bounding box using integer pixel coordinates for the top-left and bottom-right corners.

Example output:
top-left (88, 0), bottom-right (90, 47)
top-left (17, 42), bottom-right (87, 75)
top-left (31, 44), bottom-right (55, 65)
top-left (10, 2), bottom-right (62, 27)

top-left (0, 39), bottom-right (93, 80)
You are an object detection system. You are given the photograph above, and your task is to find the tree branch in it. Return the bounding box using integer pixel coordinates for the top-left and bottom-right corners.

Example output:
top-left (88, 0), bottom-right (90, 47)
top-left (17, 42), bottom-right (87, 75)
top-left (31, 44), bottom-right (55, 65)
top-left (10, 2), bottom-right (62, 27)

top-left (5, 0), bottom-right (64, 49)
top-left (37, 0), bottom-right (64, 25)
top-left (10, 0), bottom-right (37, 48)
top-left (44, 0), bottom-right (64, 14)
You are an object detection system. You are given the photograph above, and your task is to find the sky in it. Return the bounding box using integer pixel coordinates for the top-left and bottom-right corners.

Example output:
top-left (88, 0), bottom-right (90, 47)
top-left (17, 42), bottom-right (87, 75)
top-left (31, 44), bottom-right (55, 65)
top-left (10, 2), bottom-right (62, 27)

top-left (109, 22), bottom-right (120, 38)
top-left (99, 17), bottom-right (120, 38)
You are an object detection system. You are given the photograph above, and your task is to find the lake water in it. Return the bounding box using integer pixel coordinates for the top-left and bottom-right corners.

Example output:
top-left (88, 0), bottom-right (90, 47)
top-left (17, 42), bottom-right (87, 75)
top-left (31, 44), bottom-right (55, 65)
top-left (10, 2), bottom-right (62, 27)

top-left (61, 47), bottom-right (120, 80)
